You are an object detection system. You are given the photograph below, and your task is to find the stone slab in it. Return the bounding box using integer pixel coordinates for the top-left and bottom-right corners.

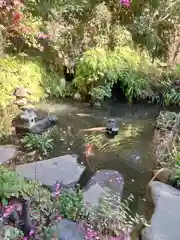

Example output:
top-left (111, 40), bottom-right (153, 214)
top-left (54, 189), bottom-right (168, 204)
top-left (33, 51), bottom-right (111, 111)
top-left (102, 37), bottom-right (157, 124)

top-left (56, 219), bottom-right (85, 240)
top-left (0, 145), bottom-right (18, 164)
top-left (16, 154), bottom-right (85, 187)
top-left (83, 170), bottom-right (124, 207)
top-left (141, 181), bottom-right (180, 240)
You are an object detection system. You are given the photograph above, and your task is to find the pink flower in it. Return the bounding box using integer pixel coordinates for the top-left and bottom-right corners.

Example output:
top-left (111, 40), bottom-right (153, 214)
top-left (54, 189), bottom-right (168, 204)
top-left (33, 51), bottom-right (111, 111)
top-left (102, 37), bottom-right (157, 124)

top-left (12, 11), bottom-right (22, 22)
top-left (37, 32), bottom-right (51, 39)
top-left (120, 0), bottom-right (130, 7)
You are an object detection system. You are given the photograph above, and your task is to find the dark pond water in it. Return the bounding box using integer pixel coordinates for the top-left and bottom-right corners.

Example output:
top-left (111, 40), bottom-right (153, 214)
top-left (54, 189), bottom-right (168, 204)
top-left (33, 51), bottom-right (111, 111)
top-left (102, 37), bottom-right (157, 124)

top-left (35, 101), bottom-right (160, 217)
top-left (1, 101), bottom-right (179, 219)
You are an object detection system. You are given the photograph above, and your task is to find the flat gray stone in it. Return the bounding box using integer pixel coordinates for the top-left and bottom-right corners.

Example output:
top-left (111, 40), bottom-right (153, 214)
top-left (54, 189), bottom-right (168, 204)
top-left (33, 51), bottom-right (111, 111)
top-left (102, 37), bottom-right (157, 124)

top-left (83, 170), bottom-right (124, 208)
top-left (141, 181), bottom-right (180, 240)
top-left (16, 154), bottom-right (85, 187)
top-left (0, 145), bottom-right (18, 164)
top-left (56, 219), bottom-right (85, 240)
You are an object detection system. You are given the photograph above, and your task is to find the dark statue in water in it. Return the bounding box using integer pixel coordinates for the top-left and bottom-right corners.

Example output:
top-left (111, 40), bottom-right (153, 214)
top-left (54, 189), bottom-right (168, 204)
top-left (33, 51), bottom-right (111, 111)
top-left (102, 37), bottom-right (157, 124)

top-left (106, 119), bottom-right (119, 135)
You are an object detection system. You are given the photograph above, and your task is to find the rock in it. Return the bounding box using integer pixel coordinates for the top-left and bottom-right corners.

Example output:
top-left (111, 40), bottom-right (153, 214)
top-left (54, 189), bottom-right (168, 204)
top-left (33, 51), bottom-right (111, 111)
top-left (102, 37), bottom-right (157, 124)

top-left (141, 181), bottom-right (180, 240)
top-left (13, 86), bottom-right (31, 98)
top-left (16, 154), bottom-right (85, 188)
top-left (14, 98), bottom-right (28, 107)
top-left (152, 168), bottom-right (176, 184)
top-left (155, 111), bottom-right (180, 131)
top-left (83, 170), bottom-right (124, 208)
top-left (56, 219), bottom-right (86, 240)
top-left (0, 145), bottom-right (18, 164)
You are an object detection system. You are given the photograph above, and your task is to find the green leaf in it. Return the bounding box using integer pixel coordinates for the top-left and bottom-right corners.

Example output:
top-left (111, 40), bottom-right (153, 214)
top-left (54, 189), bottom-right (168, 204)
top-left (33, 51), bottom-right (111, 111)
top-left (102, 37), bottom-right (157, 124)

top-left (2, 197), bottom-right (8, 206)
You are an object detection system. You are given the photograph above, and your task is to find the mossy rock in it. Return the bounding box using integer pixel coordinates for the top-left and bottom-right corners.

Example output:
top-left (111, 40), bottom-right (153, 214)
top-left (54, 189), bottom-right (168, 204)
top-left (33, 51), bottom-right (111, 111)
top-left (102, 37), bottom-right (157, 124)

top-left (152, 168), bottom-right (176, 184)
top-left (155, 111), bottom-right (180, 131)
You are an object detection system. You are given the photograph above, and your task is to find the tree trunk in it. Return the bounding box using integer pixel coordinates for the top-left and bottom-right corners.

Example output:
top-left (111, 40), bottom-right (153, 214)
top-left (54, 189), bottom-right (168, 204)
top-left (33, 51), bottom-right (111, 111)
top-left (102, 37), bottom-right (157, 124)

top-left (168, 23), bottom-right (180, 65)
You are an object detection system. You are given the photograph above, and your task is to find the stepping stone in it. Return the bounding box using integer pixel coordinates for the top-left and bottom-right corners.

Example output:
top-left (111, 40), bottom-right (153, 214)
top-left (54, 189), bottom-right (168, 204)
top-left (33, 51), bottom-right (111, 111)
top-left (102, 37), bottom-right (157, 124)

top-left (16, 154), bottom-right (85, 188)
top-left (56, 219), bottom-right (86, 240)
top-left (83, 170), bottom-right (124, 208)
top-left (0, 145), bottom-right (18, 164)
top-left (141, 181), bottom-right (180, 240)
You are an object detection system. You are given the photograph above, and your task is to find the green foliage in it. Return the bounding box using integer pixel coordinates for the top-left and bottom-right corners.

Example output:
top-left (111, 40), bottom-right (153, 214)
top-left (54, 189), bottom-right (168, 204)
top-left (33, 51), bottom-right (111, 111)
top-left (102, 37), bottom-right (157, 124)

top-left (43, 72), bottom-right (75, 99)
top-left (57, 186), bottom-right (84, 221)
top-left (21, 132), bottom-right (54, 156)
top-left (43, 226), bottom-right (59, 240)
top-left (155, 111), bottom-right (180, 130)
top-left (161, 64), bottom-right (180, 106)
top-left (170, 159), bottom-right (180, 188)
top-left (3, 227), bottom-right (23, 240)
top-left (0, 167), bottom-right (28, 200)
top-left (0, 167), bottom-right (50, 205)
top-left (0, 55), bottom-right (75, 108)
top-left (0, 0), bottom-right (179, 106)
top-left (88, 191), bottom-right (146, 232)
top-left (74, 46), bottom-right (154, 103)
top-left (0, 106), bottom-right (17, 144)
top-left (0, 56), bottom-right (44, 109)
top-left (0, 166), bottom-right (52, 213)
top-left (162, 88), bottom-right (180, 106)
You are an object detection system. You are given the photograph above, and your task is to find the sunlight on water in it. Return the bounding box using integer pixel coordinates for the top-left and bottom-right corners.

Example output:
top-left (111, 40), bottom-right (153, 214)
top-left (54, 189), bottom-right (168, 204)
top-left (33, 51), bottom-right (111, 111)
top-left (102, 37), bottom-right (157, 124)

top-left (84, 123), bottom-right (142, 153)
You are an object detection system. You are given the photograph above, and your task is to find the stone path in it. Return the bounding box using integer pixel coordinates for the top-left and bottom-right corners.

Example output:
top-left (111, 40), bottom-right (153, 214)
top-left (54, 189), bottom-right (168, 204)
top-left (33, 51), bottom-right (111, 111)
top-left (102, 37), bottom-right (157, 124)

top-left (0, 145), bottom-right (18, 164)
top-left (16, 154), bottom-right (85, 188)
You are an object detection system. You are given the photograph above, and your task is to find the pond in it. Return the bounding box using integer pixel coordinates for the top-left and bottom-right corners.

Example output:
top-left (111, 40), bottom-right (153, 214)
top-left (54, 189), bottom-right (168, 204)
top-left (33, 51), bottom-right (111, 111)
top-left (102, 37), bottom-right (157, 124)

top-left (34, 100), bottom-right (160, 217)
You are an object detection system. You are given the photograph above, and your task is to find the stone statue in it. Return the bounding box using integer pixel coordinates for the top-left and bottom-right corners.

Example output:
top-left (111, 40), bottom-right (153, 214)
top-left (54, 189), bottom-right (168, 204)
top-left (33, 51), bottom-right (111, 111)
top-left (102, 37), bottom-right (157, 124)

top-left (106, 119), bottom-right (119, 135)
top-left (13, 86), bottom-right (31, 110)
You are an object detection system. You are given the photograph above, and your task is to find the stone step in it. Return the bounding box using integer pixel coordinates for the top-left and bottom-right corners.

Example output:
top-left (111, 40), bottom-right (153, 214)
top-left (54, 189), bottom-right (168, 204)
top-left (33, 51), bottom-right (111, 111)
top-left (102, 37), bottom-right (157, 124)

top-left (16, 154), bottom-right (85, 188)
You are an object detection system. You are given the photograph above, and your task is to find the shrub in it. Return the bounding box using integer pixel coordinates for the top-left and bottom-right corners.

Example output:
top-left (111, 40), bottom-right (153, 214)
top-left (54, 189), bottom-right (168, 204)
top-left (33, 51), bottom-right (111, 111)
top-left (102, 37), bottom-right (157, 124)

top-left (0, 167), bottom-right (51, 205)
top-left (74, 46), bottom-right (154, 103)
top-left (161, 64), bottom-right (180, 106)
top-left (57, 186), bottom-right (84, 221)
top-left (169, 149), bottom-right (180, 189)
top-left (0, 55), bottom-right (44, 108)
top-left (0, 55), bottom-right (71, 109)
top-left (3, 227), bottom-right (23, 240)
top-left (87, 191), bottom-right (146, 236)
top-left (21, 132), bottom-right (54, 156)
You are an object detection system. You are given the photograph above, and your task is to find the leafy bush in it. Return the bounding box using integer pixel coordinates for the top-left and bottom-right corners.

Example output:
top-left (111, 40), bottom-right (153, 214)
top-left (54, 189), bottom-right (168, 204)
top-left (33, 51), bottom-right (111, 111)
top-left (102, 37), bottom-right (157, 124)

top-left (0, 55), bottom-right (73, 108)
top-left (0, 55), bottom-right (44, 108)
top-left (57, 186), bottom-right (84, 221)
top-left (0, 106), bottom-right (17, 144)
top-left (162, 88), bottom-right (180, 106)
top-left (161, 64), bottom-right (180, 106)
top-left (0, 167), bottom-right (28, 201)
top-left (74, 46), bottom-right (154, 103)
top-left (3, 227), bottom-right (23, 240)
top-left (87, 191), bottom-right (146, 235)
top-left (0, 167), bottom-right (50, 205)
top-left (21, 132), bottom-right (54, 156)
top-left (170, 159), bottom-right (180, 189)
